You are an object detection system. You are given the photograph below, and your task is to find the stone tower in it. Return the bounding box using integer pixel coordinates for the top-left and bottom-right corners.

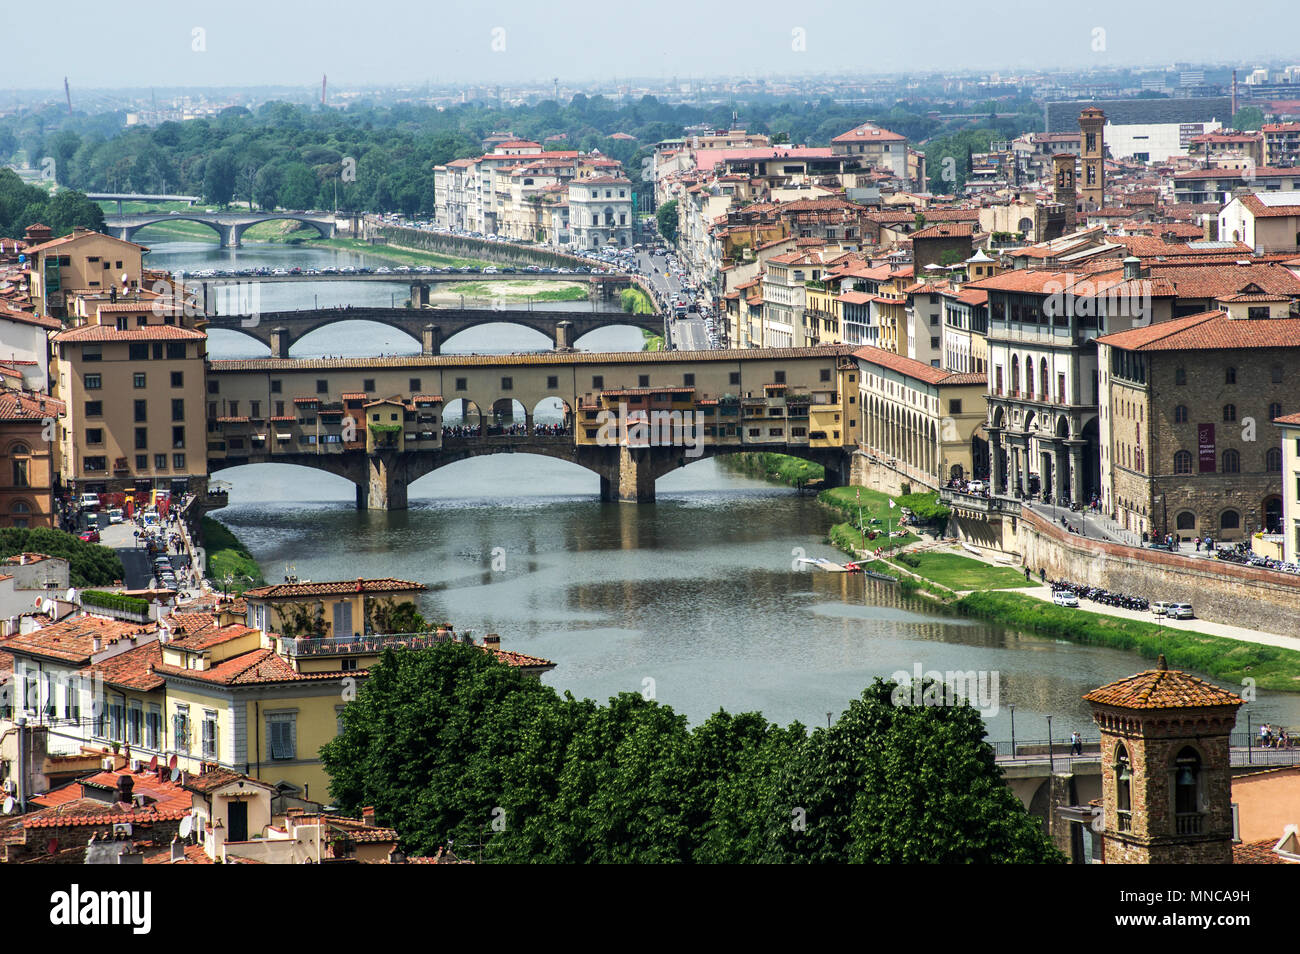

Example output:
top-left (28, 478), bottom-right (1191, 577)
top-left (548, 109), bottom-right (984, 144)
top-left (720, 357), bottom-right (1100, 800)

top-left (1079, 107), bottom-right (1106, 210)
top-left (1084, 655), bottom-right (1242, 864)
top-left (1052, 153), bottom-right (1077, 228)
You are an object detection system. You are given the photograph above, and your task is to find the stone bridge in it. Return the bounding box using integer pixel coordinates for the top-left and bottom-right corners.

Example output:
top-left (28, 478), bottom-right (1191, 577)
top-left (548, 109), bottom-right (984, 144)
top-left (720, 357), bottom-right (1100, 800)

top-left (205, 345), bottom-right (860, 509)
top-left (209, 437), bottom-right (849, 510)
top-left (201, 307), bottom-right (664, 356)
top-left (102, 210), bottom-right (336, 248)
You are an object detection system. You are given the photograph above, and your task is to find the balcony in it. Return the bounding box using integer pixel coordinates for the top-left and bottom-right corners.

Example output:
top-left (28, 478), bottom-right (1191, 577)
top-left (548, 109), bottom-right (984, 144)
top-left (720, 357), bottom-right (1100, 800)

top-left (279, 630), bottom-right (460, 657)
top-left (1175, 812), bottom-right (1203, 835)
top-left (939, 488), bottom-right (1021, 517)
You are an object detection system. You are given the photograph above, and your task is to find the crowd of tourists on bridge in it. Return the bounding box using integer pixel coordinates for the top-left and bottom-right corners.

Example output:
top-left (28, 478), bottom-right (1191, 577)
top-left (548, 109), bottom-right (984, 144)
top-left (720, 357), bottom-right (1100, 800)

top-left (442, 422), bottom-right (572, 439)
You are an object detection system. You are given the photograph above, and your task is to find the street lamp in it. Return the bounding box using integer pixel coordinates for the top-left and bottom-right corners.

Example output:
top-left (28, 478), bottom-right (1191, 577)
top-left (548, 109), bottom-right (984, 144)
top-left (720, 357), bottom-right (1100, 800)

top-left (1009, 703), bottom-right (1016, 757)
top-left (1047, 715), bottom-right (1054, 772)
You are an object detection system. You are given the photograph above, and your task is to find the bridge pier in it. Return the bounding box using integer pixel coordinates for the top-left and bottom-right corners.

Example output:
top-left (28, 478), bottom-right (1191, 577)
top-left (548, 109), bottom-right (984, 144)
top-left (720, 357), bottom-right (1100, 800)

top-left (360, 453), bottom-right (409, 510)
top-left (270, 328), bottom-right (291, 359)
top-left (217, 224), bottom-right (240, 249)
top-left (555, 320), bottom-right (573, 351)
top-left (599, 446), bottom-right (661, 503)
top-left (411, 283), bottom-right (430, 308)
top-left (422, 324), bottom-right (441, 356)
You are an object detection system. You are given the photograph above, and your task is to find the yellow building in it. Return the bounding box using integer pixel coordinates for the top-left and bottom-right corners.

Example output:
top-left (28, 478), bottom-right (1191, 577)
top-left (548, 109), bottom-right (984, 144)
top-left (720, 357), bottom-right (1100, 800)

top-left (25, 229), bottom-right (147, 318)
top-left (1272, 412), bottom-right (1300, 563)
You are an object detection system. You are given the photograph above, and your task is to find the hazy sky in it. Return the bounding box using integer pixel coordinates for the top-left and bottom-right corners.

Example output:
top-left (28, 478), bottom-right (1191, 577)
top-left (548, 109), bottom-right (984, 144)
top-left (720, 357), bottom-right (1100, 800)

top-left (2, 0), bottom-right (1297, 91)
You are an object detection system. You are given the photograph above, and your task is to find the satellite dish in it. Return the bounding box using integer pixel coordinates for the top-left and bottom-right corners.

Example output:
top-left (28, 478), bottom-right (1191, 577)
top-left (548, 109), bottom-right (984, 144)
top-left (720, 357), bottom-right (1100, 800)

top-left (148, 755), bottom-right (158, 772)
top-left (3, 796), bottom-right (14, 815)
top-left (179, 815), bottom-right (193, 839)
top-left (41, 599), bottom-right (53, 616)
top-left (65, 588), bottom-right (76, 603)
top-left (170, 767), bottom-right (180, 783)
top-left (168, 754), bottom-right (177, 770)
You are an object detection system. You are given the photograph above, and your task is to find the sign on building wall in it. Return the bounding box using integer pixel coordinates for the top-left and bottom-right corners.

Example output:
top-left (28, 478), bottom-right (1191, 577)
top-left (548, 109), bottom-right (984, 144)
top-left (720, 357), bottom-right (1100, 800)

top-left (1198, 423), bottom-right (1216, 472)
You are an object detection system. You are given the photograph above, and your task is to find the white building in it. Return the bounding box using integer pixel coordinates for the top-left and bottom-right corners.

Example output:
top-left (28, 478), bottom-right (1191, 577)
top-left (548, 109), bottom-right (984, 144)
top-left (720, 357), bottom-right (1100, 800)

top-left (567, 176), bottom-right (634, 249)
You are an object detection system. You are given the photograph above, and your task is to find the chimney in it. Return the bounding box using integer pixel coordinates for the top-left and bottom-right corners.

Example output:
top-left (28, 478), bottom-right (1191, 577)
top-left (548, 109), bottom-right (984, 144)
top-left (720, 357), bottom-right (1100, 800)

top-left (1123, 256), bottom-right (1141, 281)
top-left (362, 806), bottom-right (376, 827)
top-left (116, 774), bottom-right (134, 804)
top-left (170, 836), bottom-right (184, 863)
top-left (484, 633), bottom-right (501, 651)
top-left (355, 578), bottom-right (363, 592)
top-left (92, 636), bottom-right (102, 652)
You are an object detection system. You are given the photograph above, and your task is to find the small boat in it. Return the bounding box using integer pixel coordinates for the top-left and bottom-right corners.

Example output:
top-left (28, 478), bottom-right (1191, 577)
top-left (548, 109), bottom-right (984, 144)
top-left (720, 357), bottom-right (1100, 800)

top-left (843, 562), bottom-right (898, 582)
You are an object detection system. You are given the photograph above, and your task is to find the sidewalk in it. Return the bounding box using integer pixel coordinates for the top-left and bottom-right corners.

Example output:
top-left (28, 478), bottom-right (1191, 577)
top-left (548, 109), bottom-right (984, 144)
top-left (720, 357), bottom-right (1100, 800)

top-left (944, 543), bottom-right (1300, 653)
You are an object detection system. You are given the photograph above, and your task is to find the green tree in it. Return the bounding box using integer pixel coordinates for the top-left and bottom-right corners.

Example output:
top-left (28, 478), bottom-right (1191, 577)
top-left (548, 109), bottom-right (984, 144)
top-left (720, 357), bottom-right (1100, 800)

top-left (1232, 107), bottom-right (1265, 132)
top-left (656, 198), bottom-right (679, 244)
top-left (203, 151), bottom-right (236, 207)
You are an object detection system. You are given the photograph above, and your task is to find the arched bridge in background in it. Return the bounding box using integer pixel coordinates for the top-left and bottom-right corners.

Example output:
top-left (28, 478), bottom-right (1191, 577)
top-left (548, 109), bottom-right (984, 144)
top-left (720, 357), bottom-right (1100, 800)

top-left (201, 307), bottom-right (665, 356)
top-left (101, 211), bottom-right (336, 248)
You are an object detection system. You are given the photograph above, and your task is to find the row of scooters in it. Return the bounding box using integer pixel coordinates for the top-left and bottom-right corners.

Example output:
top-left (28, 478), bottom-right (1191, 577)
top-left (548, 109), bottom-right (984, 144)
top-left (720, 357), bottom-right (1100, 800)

top-left (1049, 579), bottom-right (1150, 611)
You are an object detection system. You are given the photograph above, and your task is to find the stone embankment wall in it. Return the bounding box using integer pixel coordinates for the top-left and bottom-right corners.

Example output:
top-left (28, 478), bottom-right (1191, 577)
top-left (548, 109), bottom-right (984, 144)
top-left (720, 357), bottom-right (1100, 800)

top-left (1010, 507), bottom-right (1300, 638)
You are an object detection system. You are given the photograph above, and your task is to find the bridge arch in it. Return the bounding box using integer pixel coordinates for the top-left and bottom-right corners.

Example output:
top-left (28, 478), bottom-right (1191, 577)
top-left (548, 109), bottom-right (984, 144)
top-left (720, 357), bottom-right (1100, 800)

top-left (124, 215), bottom-right (228, 245)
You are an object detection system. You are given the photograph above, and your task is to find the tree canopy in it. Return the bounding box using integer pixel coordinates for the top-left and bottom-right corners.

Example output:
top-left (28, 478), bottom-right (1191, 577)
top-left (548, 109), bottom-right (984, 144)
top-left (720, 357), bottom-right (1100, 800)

top-left (321, 642), bottom-right (1064, 863)
top-left (0, 527), bottom-right (124, 587)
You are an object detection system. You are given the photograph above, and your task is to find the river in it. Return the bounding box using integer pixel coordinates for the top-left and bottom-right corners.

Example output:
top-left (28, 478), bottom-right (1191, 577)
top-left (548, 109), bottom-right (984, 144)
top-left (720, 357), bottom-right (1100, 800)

top-left (146, 235), bottom-right (1300, 739)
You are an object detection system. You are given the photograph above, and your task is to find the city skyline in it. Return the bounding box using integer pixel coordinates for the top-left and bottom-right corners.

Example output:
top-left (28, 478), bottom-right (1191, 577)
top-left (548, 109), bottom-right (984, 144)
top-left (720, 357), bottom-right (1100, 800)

top-left (3, 0), bottom-right (1300, 92)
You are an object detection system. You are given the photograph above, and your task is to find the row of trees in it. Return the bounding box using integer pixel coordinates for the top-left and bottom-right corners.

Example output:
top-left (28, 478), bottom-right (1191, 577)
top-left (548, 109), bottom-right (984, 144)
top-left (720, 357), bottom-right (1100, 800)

top-left (0, 528), bottom-right (123, 588)
top-left (321, 641), bottom-right (1064, 863)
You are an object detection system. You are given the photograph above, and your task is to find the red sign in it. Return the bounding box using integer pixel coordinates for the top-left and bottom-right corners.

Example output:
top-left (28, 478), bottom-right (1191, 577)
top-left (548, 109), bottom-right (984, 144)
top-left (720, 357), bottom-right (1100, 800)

top-left (1198, 423), bottom-right (1216, 473)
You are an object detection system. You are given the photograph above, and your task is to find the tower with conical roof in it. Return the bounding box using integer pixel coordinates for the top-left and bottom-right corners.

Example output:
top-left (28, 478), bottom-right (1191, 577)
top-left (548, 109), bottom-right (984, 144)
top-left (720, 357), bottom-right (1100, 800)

top-left (1084, 654), bottom-right (1243, 864)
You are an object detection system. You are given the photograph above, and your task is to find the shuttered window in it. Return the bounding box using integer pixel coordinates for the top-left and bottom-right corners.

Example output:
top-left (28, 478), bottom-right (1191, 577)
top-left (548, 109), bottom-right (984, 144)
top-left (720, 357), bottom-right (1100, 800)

top-left (268, 713), bottom-right (296, 760)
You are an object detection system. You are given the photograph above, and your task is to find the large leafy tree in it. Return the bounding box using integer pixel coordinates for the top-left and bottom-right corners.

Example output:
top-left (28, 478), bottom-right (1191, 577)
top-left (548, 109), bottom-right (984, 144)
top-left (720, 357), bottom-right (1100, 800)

top-left (321, 647), bottom-right (1063, 864)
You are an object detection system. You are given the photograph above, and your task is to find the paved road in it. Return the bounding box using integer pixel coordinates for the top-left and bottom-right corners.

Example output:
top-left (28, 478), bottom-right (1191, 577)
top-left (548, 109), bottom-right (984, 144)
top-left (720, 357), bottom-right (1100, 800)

top-left (949, 544), bottom-right (1300, 652)
top-left (100, 520), bottom-right (198, 596)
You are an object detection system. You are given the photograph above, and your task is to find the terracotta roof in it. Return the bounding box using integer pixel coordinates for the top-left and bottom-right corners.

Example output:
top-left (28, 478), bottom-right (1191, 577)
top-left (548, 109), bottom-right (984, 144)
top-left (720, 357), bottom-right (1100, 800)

top-left (832, 122), bottom-right (906, 143)
top-left (208, 345), bottom-right (855, 374)
top-left (1097, 310), bottom-right (1300, 352)
top-left (53, 324), bottom-right (205, 342)
top-left (80, 641), bottom-right (164, 692)
top-left (1240, 194), bottom-right (1300, 218)
top-left (486, 646), bottom-right (556, 670)
top-left (243, 578), bottom-right (427, 599)
top-left (0, 390), bottom-right (63, 421)
top-left (0, 304), bottom-right (61, 330)
top-left (4, 616), bottom-right (155, 664)
top-left (152, 646), bottom-right (340, 686)
top-left (1082, 656), bottom-right (1243, 710)
top-left (166, 612), bottom-right (258, 650)
top-left (23, 230), bottom-right (147, 256)
top-left (183, 767), bottom-right (277, 795)
top-left (912, 222), bottom-right (974, 239)
top-left (1232, 840), bottom-right (1296, 864)
top-left (1273, 411), bottom-right (1300, 427)
top-left (854, 346), bottom-right (987, 387)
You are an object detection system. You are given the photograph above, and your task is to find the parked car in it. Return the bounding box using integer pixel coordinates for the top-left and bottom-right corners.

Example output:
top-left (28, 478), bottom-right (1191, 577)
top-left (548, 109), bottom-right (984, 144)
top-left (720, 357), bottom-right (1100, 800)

top-left (78, 529), bottom-right (101, 543)
top-left (79, 492), bottom-right (101, 509)
top-left (1169, 603), bottom-right (1195, 620)
top-left (107, 508), bottom-right (124, 525)
top-left (1052, 591), bottom-right (1079, 608)
top-left (1151, 601), bottom-right (1174, 617)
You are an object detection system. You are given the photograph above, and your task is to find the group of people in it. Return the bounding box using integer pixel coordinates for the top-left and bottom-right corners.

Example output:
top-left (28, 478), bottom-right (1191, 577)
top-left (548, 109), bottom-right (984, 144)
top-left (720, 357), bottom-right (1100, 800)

top-left (441, 423), bottom-right (572, 439)
top-left (1258, 723), bottom-right (1292, 748)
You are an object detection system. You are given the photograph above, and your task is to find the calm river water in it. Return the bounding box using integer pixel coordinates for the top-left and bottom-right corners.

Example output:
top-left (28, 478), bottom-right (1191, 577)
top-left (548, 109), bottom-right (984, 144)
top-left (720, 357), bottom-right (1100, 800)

top-left (145, 236), bottom-right (1300, 738)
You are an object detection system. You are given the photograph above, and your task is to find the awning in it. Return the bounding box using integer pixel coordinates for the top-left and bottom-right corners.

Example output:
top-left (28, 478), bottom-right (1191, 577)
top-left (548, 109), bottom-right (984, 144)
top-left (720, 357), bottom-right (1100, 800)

top-left (252, 433), bottom-right (267, 441)
top-left (275, 432), bottom-right (291, 440)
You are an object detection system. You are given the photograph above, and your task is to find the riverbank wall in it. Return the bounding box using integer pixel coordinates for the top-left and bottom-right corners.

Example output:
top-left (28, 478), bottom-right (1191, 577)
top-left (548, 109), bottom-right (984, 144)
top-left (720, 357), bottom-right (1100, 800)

top-left (953, 505), bottom-right (1300, 638)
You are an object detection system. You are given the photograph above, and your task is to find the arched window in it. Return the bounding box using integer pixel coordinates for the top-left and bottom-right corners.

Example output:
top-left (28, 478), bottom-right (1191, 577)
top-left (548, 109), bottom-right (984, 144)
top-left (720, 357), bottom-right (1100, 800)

top-left (1173, 747), bottom-right (1202, 834)
top-left (1267, 447), bottom-right (1283, 472)
top-left (1223, 404), bottom-right (1236, 422)
top-left (1040, 358), bottom-right (1049, 400)
top-left (1225, 367), bottom-right (1237, 384)
top-left (1011, 355), bottom-right (1020, 395)
top-left (1174, 405), bottom-right (1188, 423)
top-left (1173, 450), bottom-right (1192, 474)
top-left (1176, 511), bottom-right (1196, 530)
top-left (1272, 365), bottom-right (1284, 384)
top-left (1220, 509), bottom-right (1241, 530)
top-left (1222, 449), bottom-right (1240, 473)
top-left (1115, 743), bottom-right (1133, 831)
top-left (10, 443), bottom-right (30, 488)
top-left (1269, 402), bottom-right (1282, 420)
top-left (1175, 367), bottom-right (1187, 385)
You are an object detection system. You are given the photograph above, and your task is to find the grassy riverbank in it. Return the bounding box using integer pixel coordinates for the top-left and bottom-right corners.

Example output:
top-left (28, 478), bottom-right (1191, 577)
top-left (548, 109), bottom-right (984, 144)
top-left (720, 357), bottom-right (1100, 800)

top-left (620, 286), bottom-right (655, 315)
top-left (641, 328), bottom-right (665, 351)
top-left (293, 236), bottom-right (493, 269)
top-left (954, 591), bottom-right (1300, 691)
top-left (719, 452), bottom-right (824, 487)
top-left (201, 517), bottom-right (266, 592)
